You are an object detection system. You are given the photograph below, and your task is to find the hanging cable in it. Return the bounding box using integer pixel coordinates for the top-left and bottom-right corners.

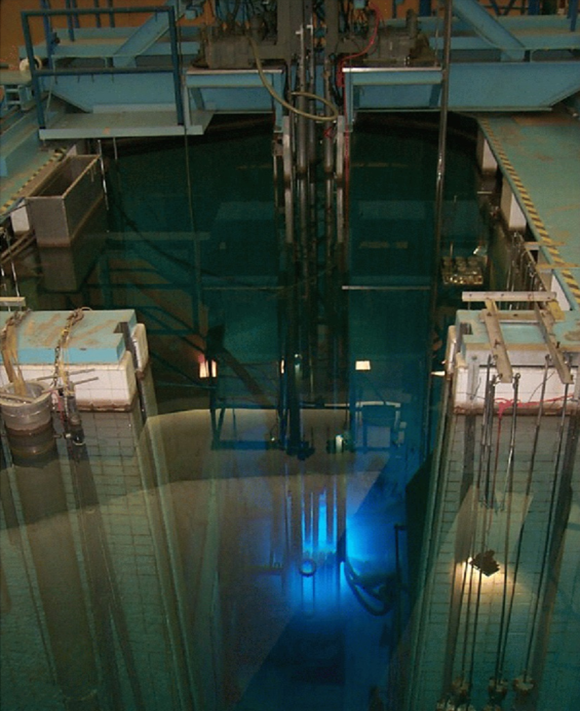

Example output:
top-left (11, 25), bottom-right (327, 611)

top-left (458, 361), bottom-right (493, 680)
top-left (337, 3), bottom-right (380, 236)
top-left (479, 363), bottom-right (498, 553)
top-left (336, 3), bottom-right (379, 89)
top-left (460, 546), bottom-right (476, 679)
top-left (468, 542), bottom-right (484, 699)
top-left (522, 380), bottom-right (570, 679)
top-left (501, 372), bottom-right (520, 509)
top-left (176, 7), bottom-right (206, 337)
top-left (468, 366), bottom-right (497, 697)
top-left (484, 384), bottom-right (506, 541)
top-left (493, 373), bottom-right (520, 686)
top-left (497, 357), bottom-right (550, 678)
top-left (248, 37), bottom-right (338, 122)
top-left (459, 358), bottom-right (493, 678)
top-left (476, 358), bottom-right (494, 493)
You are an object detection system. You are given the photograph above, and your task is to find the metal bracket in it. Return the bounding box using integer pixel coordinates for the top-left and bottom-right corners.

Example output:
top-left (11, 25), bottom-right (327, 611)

top-left (534, 304), bottom-right (573, 385)
top-left (335, 115), bottom-right (345, 183)
top-left (282, 115), bottom-right (293, 245)
top-left (481, 299), bottom-right (513, 383)
top-left (470, 291), bottom-right (573, 386)
top-left (335, 116), bottom-right (346, 244)
top-left (462, 290), bottom-right (557, 303)
top-left (0, 297), bottom-right (27, 309)
top-left (467, 353), bottom-right (480, 403)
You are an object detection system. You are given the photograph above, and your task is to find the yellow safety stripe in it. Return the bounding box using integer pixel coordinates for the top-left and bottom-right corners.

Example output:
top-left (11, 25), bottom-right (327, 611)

top-left (480, 117), bottom-right (580, 308)
top-left (0, 147), bottom-right (67, 217)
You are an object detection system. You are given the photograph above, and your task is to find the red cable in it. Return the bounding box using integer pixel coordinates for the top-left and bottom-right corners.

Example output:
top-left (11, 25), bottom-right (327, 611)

top-left (495, 396), bottom-right (566, 421)
top-left (337, 3), bottom-right (380, 89)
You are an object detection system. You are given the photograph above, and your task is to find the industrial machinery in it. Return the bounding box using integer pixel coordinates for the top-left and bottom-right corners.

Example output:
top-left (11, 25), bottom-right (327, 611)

top-left (199, 2), bottom-right (434, 69)
top-left (2, 0), bottom-right (577, 139)
top-left (1, 3), bottom-right (580, 711)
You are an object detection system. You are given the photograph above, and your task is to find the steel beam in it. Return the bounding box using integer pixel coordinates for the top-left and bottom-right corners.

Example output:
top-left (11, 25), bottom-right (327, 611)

top-left (22, 6), bottom-right (185, 128)
top-left (344, 62), bottom-right (580, 117)
top-left (112, 0), bottom-right (184, 68)
top-left (17, 2), bottom-right (580, 137)
top-left (186, 68), bottom-right (286, 128)
top-left (452, 0), bottom-right (525, 60)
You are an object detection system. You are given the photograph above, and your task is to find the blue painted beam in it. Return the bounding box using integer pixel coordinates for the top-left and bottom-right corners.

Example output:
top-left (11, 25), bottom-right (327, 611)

top-left (28, 15), bottom-right (578, 66)
top-left (344, 62), bottom-right (580, 119)
top-left (418, 14), bottom-right (574, 29)
top-left (38, 108), bottom-right (212, 139)
top-left (452, 0), bottom-right (526, 60)
top-left (112, 0), bottom-right (184, 68)
top-left (186, 68), bottom-right (287, 129)
top-left (39, 67), bottom-right (285, 115)
top-left (0, 110), bottom-right (38, 179)
top-left (38, 72), bottom-right (180, 113)
top-left (429, 32), bottom-right (580, 51)
top-left (44, 37), bottom-right (201, 60)
top-left (346, 68), bottom-right (443, 86)
top-left (29, 58), bottom-right (580, 138)
top-left (22, 6), bottom-right (186, 127)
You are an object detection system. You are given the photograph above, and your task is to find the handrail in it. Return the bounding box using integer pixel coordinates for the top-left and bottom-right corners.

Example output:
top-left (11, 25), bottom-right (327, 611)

top-left (21, 5), bottom-right (184, 129)
top-left (89, 0), bottom-right (117, 30)
top-left (39, 0), bottom-right (116, 35)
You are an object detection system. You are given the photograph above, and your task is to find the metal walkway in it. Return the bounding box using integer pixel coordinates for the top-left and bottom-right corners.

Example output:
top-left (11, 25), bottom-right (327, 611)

top-left (480, 112), bottom-right (580, 311)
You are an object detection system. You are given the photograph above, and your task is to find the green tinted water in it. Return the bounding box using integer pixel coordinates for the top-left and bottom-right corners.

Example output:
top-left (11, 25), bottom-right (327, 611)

top-left (1, 116), bottom-right (482, 711)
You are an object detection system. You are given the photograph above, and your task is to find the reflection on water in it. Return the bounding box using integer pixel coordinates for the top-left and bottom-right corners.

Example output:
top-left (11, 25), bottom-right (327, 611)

top-left (37, 203), bottom-right (109, 294)
top-left (1, 117), bottom-right (481, 709)
top-left (1, 405), bottom-right (411, 710)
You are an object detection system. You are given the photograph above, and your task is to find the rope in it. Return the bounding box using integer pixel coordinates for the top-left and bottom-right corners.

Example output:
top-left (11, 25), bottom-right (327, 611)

top-left (0, 309), bottom-right (30, 397)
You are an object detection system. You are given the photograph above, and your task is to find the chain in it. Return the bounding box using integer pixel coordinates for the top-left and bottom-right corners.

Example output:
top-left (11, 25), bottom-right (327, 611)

top-left (1, 308), bottom-right (30, 335)
top-left (1, 307), bottom-right (88, 393)
top-left (51, 308), bottom-right (87, 390)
